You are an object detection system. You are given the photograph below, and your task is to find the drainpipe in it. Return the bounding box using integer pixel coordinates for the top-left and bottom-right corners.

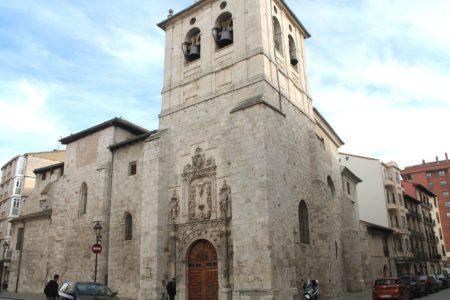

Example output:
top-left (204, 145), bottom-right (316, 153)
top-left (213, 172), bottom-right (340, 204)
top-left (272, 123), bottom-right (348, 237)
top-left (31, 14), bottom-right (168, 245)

top-left (103, 127), bottom-right (117, 285)
top-left (15, 222), bottom-right (25, 292)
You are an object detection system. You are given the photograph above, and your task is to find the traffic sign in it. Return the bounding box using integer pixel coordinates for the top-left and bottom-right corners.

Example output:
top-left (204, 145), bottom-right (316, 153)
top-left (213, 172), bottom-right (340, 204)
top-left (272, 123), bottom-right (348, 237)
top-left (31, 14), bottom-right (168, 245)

top-left (91, 243), bottom-right (102, 254)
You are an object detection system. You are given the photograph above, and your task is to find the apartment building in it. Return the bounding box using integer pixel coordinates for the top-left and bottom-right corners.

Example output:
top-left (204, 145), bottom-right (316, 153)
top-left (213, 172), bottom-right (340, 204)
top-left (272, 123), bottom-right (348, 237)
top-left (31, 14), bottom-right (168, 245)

top-left (0, 150), bottom-right (64, 285)
top-left (402, 154), bottom-right (450, 264)
top-left (403, 181), bottom-right (444, 274)
top-left (339, 154), bottom-right (406, 276)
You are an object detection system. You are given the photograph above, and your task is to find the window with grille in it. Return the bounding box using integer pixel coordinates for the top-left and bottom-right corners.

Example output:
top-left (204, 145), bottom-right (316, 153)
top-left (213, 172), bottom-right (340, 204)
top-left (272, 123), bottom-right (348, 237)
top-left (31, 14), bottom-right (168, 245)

top-left (129, 161), bottom-right (137, 176)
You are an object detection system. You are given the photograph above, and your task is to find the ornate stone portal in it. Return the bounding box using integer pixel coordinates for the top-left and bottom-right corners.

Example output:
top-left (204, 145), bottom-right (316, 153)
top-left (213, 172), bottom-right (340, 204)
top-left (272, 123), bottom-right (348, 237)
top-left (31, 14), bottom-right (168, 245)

top-left (168, 147), bottom-right (233, 297)
top-left (182, 147), bottom-right (218, 221)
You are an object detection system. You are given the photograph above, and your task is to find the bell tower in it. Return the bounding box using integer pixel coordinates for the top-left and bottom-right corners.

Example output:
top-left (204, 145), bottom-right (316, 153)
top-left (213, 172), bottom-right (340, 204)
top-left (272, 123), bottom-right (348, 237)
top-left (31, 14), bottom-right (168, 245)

top-left (153, 1), bottom-right (325, 299)
top-left (157, 0), bottom-right (312, 127)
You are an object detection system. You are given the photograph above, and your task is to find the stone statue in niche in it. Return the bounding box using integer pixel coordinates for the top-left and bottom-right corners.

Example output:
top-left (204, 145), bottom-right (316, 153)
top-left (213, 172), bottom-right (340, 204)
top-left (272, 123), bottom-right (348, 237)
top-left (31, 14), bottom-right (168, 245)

top-left (206, 182), bottom-right (212, 219)
top-left (220, 180), bottom-right (231, 218)
top-left (189, 186), bottom-right (196, 221)
top-left (169, 190), bottom-right (179, 222)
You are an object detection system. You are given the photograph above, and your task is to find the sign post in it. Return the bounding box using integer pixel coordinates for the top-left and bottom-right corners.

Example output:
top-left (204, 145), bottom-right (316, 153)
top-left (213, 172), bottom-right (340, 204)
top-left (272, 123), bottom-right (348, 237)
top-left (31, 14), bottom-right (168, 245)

top-left (92, 243), bottom-right (102, 282)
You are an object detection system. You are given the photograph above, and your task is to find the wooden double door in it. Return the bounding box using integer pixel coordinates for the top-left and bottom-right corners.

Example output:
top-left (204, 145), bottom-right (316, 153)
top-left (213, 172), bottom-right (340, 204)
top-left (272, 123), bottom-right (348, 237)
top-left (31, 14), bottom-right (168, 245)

top-left (188, 240), bottom-right (219, 300)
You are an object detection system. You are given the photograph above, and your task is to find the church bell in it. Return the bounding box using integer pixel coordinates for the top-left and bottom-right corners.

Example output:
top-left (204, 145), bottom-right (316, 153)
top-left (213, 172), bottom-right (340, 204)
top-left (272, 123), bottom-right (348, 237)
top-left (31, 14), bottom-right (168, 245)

top-left (187, 45), bottom-right (200, 61)
top-left (290, 50), bottom-right (299, 66)
top-left (218, 29), bottom-right (233, 47)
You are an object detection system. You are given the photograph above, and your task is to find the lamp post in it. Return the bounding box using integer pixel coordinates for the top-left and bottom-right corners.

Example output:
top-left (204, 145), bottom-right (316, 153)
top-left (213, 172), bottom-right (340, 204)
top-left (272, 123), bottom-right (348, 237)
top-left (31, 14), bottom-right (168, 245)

top-left (0, 240), bottom-right (9, 292)
top-left (93, 222), bottom-right (102, 283)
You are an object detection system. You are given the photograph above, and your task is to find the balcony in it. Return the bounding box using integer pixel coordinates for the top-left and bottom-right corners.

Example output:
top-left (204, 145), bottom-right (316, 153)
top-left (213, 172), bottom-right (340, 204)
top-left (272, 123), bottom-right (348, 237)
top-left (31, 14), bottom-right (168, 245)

top-left (4, 250), bottom-right (12, 261)
top-left (387, 202), bottom-right (397, 210)
top-left (384, 176), bottom-right (395, 187)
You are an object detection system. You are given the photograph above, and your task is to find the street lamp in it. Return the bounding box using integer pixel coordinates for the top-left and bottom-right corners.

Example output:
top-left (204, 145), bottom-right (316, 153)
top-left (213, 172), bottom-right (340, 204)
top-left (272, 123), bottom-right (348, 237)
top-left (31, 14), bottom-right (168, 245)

top-left (93, 222), bottom-right (102, 243)
top-left (0, 240), bottom-right (9, 292)
top-left (92, 222), bottom-right (102, 283)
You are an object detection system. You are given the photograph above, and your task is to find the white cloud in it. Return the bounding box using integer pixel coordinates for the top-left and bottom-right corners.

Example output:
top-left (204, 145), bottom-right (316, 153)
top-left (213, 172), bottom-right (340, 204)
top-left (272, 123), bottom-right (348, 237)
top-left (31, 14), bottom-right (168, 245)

top-left (291, 0), bottom-right (450, 167)
top-left (99, 26), bottom-right (164, 67)
top-left (0, 80), bottom-right (58, 133)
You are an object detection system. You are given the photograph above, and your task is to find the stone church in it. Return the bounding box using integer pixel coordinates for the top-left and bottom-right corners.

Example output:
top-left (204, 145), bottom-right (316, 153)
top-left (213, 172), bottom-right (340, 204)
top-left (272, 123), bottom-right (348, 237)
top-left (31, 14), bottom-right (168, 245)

top-left (9, 0), bottom-right (365, 299)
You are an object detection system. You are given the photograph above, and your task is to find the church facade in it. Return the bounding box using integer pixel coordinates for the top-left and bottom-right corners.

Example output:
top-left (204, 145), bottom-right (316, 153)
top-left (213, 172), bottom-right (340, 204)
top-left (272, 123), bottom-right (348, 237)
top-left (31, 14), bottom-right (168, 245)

top-left (8, 0), bottom-right (365, 299)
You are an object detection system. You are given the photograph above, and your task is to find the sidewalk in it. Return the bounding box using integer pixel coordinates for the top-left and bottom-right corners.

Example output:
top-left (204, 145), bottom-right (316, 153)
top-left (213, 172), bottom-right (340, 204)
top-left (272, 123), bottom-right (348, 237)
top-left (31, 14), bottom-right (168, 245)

top-left (0, 291), bottom-right (45, 300)
top-left (0, 290), bottom-right (372, 300)
top-left (331, 289), bottom-right (371, 300)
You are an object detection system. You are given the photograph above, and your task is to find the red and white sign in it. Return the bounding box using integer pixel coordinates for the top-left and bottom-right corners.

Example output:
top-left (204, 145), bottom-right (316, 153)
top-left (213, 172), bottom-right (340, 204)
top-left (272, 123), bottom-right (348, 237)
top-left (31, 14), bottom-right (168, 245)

top-left (91, 243), bottom-right (102, 254)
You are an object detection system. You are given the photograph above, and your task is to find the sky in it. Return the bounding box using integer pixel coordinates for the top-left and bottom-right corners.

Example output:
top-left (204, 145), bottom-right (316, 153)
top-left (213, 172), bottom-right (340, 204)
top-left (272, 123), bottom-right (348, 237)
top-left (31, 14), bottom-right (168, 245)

top-left (0, 0), bottom-right (449, 168)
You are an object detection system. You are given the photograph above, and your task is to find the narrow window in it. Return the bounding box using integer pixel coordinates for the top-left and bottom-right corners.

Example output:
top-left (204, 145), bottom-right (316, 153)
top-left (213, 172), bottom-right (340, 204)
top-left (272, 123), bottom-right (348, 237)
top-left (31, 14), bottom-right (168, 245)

top-left (42, 172), bottom-right (46, 181)
top-left (125, 213), bottom-right (133, 241)
top-left (298, 200), bottom-right (309, 244)
top-left (335, 241), bottom-right (338, 259)
top-left (129, 161), bottom-right (137, 176)
top-left (212, 12), bottom-right (233, 49)
top-left (182, 28), bottom-right (201, 63)
top-left (288, 35), bottom-right (298, 67)
top-left (327, 176), bottom-right (335, 201)
top-left (79, 182), bottom-right (87, 216)
top-left (346, 182), bottom-right (351, 195)
top-left (272, 17), bottom-right (283, 53)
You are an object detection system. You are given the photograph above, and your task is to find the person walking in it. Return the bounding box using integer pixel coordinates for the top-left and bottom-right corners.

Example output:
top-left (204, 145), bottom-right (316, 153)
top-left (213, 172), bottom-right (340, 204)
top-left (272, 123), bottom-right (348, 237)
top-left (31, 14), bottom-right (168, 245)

top-left (44, 274), bottom-right (59, 300)
top-left (166, 277), bottom-right (176, 300)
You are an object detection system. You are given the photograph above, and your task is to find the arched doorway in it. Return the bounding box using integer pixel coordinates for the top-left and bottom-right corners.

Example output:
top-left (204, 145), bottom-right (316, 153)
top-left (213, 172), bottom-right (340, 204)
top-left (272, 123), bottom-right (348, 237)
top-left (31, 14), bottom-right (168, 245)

top-left (187, 239), bottom-right (218, 300)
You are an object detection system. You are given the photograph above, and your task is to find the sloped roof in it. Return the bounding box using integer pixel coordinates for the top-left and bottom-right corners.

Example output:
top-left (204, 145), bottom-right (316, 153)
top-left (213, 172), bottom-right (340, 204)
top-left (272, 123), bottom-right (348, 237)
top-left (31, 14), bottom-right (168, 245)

top-left (109, 130), bottom-right (159, 151)
top-left (59, 118), bottom-right (149, 145)
top-left (157, 0), bottom-right (311, 38)
top-left (34, 162), bottom-right (64, 174)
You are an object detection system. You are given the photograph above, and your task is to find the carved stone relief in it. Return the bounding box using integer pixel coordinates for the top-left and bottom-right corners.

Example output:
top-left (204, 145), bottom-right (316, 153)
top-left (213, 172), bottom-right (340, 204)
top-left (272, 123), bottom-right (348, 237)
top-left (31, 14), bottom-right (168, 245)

top-left (169, 189), bottom-right (179, 223)
top-left (219, 180), bottom-right (231, 218)
top-left (181, 147), bottom-right (217, 222)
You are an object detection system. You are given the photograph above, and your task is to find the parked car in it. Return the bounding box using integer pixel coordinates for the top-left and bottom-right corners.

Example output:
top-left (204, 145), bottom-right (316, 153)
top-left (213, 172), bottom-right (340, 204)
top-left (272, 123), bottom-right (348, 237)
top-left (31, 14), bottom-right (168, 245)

top-left (58, 282), bottom-right (118, 300)
top-left (399, 275), bottom-right (426, 297)
top-left (372, 278), bottom-right (411, 300)
top-left (435, 274), bottom-right (449, 288)
top-left (417, 275), bottom-right (438, 294)
top-left (430, 275), bottom-right (444, 291)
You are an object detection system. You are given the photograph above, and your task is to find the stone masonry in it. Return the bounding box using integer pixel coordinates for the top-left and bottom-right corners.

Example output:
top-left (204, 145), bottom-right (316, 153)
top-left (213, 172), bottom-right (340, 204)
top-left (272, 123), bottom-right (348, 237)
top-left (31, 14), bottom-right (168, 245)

top-left (8, 1), bottom-right (365, 299)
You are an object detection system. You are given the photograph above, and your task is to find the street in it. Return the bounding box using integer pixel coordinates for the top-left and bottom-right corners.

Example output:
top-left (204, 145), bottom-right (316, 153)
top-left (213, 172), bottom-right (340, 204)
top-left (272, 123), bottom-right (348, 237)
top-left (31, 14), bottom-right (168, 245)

top-left (334, 288), bottom-right (450, 300)
top-left (0, 288), bottom-right (448, 300)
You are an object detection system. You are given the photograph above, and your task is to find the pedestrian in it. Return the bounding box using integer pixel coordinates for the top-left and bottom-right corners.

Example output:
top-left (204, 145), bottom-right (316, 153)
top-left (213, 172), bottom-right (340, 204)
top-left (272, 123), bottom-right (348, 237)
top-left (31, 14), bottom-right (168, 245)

top-left (166, 277), bottom-right (176, 300)
top-left (44, 274), bottom-right (59, 300)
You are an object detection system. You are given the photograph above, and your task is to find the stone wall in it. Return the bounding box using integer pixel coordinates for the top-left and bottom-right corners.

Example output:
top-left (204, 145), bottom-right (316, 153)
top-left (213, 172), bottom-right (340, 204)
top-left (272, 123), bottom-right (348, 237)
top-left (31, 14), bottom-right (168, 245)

top-left (108, 141), bottom-right (144, 299)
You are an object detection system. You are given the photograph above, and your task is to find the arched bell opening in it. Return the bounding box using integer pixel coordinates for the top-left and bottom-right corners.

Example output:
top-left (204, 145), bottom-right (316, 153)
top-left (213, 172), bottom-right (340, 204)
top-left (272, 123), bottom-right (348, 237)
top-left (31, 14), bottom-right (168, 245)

top-left (212, 12), bottom-right (233, 49)
top-left (273, 16), bottom-right (283, 54)
top-left (288, 34), bottom-right (298, 67)
top-left (182, 27), bottom-right (201, 63)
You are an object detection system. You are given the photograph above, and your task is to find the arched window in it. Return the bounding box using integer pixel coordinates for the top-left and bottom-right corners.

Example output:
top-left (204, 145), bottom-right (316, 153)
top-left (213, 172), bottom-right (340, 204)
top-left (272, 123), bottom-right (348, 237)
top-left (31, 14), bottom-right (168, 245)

top-left (212, 12), bottom-right (233, 49)
top-left (327, 176), bottom-right (335, 201)
top-left (272, 17), bottom-right (283, 53)
top-left (125, 213), bottom-right (133, 240)
top-left (79, 182), bottom-right (87, 216)
top-left (298, 200), bottom-right (310, 244)
top-left (288, 35), bottom-right (298, 67)
top-left (182, 27), bottom-right (201, 63)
